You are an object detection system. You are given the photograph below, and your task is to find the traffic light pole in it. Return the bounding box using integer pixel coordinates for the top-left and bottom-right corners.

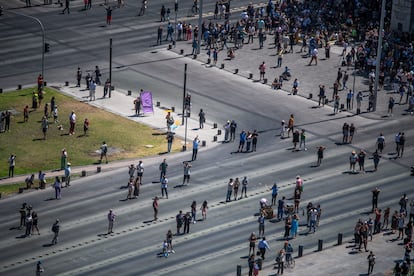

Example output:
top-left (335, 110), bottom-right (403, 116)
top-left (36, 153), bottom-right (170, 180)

top-left (7, 10), bottom-right (45, 82)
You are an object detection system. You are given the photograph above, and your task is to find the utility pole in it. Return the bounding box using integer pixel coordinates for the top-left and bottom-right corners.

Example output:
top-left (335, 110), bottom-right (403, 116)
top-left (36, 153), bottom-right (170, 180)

top-left (373, 0), bottom-right (386, 112)
top-left (174, 0), bottom-right (178, 42)
top-left (196, 0), bottom-right (203, 54)
top-left (182, 63), bottom-right (187, 126)
top-left (109, 38), bottom-right (112, 98)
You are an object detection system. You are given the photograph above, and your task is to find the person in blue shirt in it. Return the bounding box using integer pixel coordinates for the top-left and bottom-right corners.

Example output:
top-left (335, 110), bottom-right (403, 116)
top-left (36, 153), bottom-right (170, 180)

top-left (237, 130), bottom-right (247, 152)
top-left (192, 136), bottom-right (200, 161)
top-left (271, 183), bottom-right (278, 206)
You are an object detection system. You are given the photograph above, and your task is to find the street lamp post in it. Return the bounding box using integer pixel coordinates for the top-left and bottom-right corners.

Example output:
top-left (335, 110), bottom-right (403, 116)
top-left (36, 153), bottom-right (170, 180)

top-left (373, 0), bottom-right (386, 112)
top-left (182, 63), bottom-right (188, 151)
top-left (109, 38), bottom-right (112, 98)
top-left (196, 0), bottom-right (203, 54)
top-left (8, 10), bottom-right (46, 82)
top-left (174, 0), bottom-right (178, 42)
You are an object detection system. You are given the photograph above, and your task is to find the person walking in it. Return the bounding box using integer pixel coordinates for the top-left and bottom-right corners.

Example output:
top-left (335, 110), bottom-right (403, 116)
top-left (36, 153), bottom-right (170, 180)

top-left (100, 141), bottom-right (108, 164)
top-left (192, 136), bottom-right (200, 161)
top-left (372, 150), bottom-right (380, 171)
top-left (152, 196), bottom-right (159, 220)
top-left (287, 114), bottom-right (294, 138)
top-left (107, 209), bottom-right (115, 234)
top-left (157, 25), bottom-right (163, 45)
top-left (257, 237), bottom-right (270, 259)
top-left (159, 159), bottom-right (168, 182)
top-left (161, 176), bottom-right (168, 199)
top-left (8, 154), bottom-right (16, 178)
top-left (182, 162), bottom-right (191, 185)
top-left (276, 249), bottom-right (285, 275)
top-left (51, 219), bottom-right (60, 245)
top-left (367, 251), bottom-right (376, 275)
top-left (241, 176), bottom-right (248, 198)
top-left (166, 229), bottom-right (174, 253)
top-left (61, 0), bottom-right (70, 14)
top-left (318, 84), bottom-right (326, 106)
top-left (31, 210), bottom-right (40, 235)
top-left (376, 133), bottom-right (385, 154)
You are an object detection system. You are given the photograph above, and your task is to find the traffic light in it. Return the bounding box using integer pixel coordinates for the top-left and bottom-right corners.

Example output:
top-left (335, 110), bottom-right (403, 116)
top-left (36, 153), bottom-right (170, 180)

top-left (44, 43), bottom-right (50, 53)
top-left (174, 1), bottom-right (178, 12)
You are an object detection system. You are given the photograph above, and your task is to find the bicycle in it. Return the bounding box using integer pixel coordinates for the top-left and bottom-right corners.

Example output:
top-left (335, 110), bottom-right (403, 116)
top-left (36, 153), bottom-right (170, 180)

top-left (284, 255), bottom-right (295, 269)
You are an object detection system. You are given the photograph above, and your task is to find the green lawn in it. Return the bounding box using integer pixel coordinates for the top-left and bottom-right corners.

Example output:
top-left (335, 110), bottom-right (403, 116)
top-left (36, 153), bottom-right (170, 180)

top-left (0, 87), bottom-right (180, 178)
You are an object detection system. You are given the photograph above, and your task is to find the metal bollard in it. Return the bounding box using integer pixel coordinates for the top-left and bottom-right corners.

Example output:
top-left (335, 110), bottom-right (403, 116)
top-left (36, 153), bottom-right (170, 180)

top-left (213, 123), bottom-right (217, 129)
top-left (81, 170), bottom-right (86, 177)
top-left (193, 54), bottom-right (197, 59)
top-left (44, 81), bottom-right (47, 87)
top-left (309, 93), bottom-right (313, 99)
top-left (234, 68), bottom-right (239, 74)
top-left (263, 78), bottom-right (267, 84)
top-left (171, 106), bottom-right (175, 112)
top-left (217, 129), bottom-right (221, 135)
top-left (0, 88), bottom-right (3, 93)
top-left (337, 233), bottom-right (343, 245)
top-left (65, 81), bottom-right (69, 86)
top-left (236, 265), bottom-right (241, 276)
top-left (298, 245), bottom-right (303, 257)
top-left (248, 73), bottom-right (253, 79)
top-left (213, 136), bottom-right (217, 142)
top-left (318, 239), bottom-right (323, 251)
top-left (156, 101), bottom-right (160, 107)
top-left (180, 49), bottom-right (184, 55)
top-left (202, 140), bottom-right (206, 147)
top-left (97, 166), bottom-right (102, 173)
top-left (127, 90), bottom-right (132, 96)
top-left (207, 58), bottom-right (211, 64)
top-left (18, 84), bottom-right (22, 90)
top-left (221, 63), bottom-right (224, 69)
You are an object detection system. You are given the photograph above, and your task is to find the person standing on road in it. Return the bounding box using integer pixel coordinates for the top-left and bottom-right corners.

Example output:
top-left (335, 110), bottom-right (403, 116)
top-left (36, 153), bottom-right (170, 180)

top-left (397, 132), bottom-right (405, 158)
top-left (349, 150), bottom-right (358, 173)
top-left (367, 251), bottom-right (376, 275)
top-left (248, 232), bottom-right (257, 256)
top-left (318, 84), bottom-right (326, 106)
top-left (258, 213), bottom-right (265, 238)
top-left (308, 207), bottom-right (318, 233)
top-left (252, 130), bottom-right (258, 151)
top-left (153, 196), bottom-right (159, 220)
top-left (183, 212), bottom-right (192, 234)
top-left (259, 61), bottom-right (266, 81)
top-left (134, 95), bottom-right (142, 116)
top-left (161, 176), bottom-right (168, 199)
top-left (372, 150), bottom-right (380, 171)
top-left (376, 133), bottom-right (385, 154)
top-left (299, 129), bottom-right (307, 150)
top-left (157, 25), bottom-right (163, 45)
top-left (233, 177), bottom-right (240, 201)
top-left (271, 183), bottom-right (278, 206)
top-left (176, 210), bottom-right (183, 234)
top-left (192, 136), bottom-right (200, 161)
top-left (53, 176), bottom-right (62, 200)
top-left (36, 260), bottom-right (44, 276)
top-left (230, 120), bottom-right (237, 142)
top-left (159, 159), bottom-right (168, 182)
top-left (51, 219), bottom-right (60, 245)
top-left (358, 149), bottom-right (366, 173)
top-left (226, 178), bottom-right (234, 202)
top-left (241, 176), bottom-right (248, 198)
top-left (237, 130), bottom-right (247, 152)
top-left (166, 229), bottom-right (174, 253)
top-left (316, 146), bottom-right (326, 166)
top-left (287, 114), bottom-right (294, 138)
top-left (201, 200), bottom-right (208, 220)
top-left (136, 161), bottom-right (144, 185)
top-left (31, 210), bottom-right (40, 235)
top-left (257, 237), bottom-right (270, 259)
top-left (372, 187), bottom-right (380, 212)
top-left (277, 196), bottom-right (285, 220)
top-left (276, 248), bottom-right (286, 275)
top-left (190, 201), bottom-right (197, 223)
top-left (126, 180), bottom-right (134, 200)
top-left (182, 162), bottom-right (191, 185)
top-left (107, 209), bottom-right (115, 234)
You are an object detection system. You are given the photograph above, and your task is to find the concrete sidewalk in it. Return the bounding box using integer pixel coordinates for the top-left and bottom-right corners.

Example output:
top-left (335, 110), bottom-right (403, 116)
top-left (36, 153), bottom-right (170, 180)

top-left (239, 231), bottom-right (406, 276)
top-left (0, 81), bottom-right (222, 187)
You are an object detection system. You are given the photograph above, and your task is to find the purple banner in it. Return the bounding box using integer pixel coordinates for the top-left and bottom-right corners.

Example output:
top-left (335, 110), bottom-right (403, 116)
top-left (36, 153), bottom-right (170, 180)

top-left (140, 91), bottom-right (154, 114)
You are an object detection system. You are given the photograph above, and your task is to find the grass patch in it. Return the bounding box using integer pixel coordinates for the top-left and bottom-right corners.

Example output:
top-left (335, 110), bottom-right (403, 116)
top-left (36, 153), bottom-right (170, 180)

top-left (0, 87), bottom-right (180, 178)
